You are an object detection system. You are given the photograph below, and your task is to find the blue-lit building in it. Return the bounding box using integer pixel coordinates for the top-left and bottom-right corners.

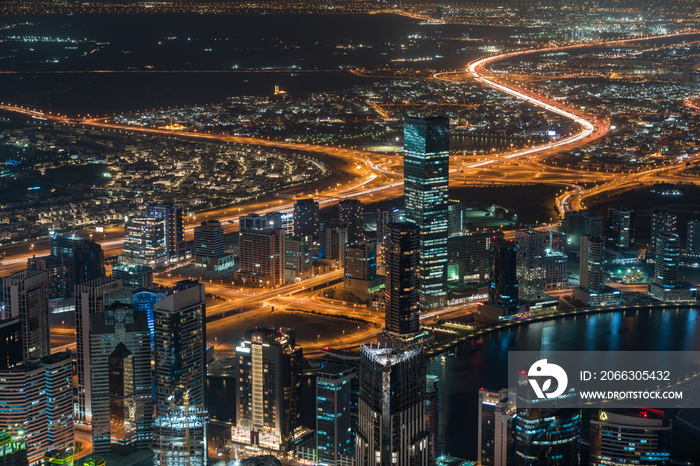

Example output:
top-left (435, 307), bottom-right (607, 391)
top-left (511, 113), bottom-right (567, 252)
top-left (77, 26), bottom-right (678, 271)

top-left (403, 116), bottom-right (450, 309)
top-left (513, 407), bottom-right (581, 466)
top-left (132, 289), bottom-right (166, 347)
top-left (590, 410), bottom-right (671, 466)
top-left (316, 365), bottom-right (357, 466)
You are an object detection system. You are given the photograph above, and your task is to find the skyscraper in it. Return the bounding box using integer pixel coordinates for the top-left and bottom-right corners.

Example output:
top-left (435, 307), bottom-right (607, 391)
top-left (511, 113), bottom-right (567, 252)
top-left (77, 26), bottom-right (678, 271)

top-left (344, 242), bottom-right (380, 293)
top-left (686, 219), bottom-right (700, 257)
top-left (284, 235), bottom-right (313, 282)
top-left (152, 403), bottom-right (208, 466)
top-left (2, 270), bottom-right (50, 362)
top-left (355, 345), bottom-right (429, 466)
top-left (232, 326), bottom-right (303, 451)
top-left (0, 319), bottom-right (23, 370)
top-left (146, 201), bottom-right (186, 261)
top-left (89, 292), bottom-right (152, 454)
top-left (111, 264), bottom-right (154, 290)
top-left (513, 406), bottom-right (580, 466)
top-left (376, 208), bottom-right (405, 251)
top-left (478, 389), bottom-right (514, 466)
top-left (488, 240), bottom-right (519, 313)
top-left (425, 375), bottom-right (439, 466)
top-left (383, 222), bottom-right (420, 336)
top-left (316, 365), bottom-right (357, 466)
top-left (403, 116), bottom-right (450, 309)
top-left (590, 410), bottom-right (671, 466)
top-left (650, 210), bottom-right (676, 255)
top-left (579, 235), bottom-right (605, 292)
top-left (606, 207), bottom-right (635, 251)
top-left (75, 276), bottom-right (123, 425)
top-left (654, 233), bottom-right (680, 287)
top-left (121, 217), bottom-right (168, 269)
top-left (294, 198), bottom-right (320, 238)
top-left (447, 200), bottom-right (465, 237)
top-left (237, 228), bottom-right (286, 287)
top-left (154, 281), bottom-right (206, 415)
top-left (515, 228), bottom-right (548, 302)
top-left (49, 233), bottom-right (104, 297)
top-left (339, 199), bottom-right (364, 243)
top-left (319, 221), bottom-right (349, 268)
top-left (41, 351), bottom-right (74, 452)
top-left (193, 220), bottom-right (234, 271)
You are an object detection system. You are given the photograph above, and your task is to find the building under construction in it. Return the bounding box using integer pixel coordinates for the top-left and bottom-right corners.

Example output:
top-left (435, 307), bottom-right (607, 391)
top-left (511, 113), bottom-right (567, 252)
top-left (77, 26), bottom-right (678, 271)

top-left (151, 403), bottom-right (208, 466)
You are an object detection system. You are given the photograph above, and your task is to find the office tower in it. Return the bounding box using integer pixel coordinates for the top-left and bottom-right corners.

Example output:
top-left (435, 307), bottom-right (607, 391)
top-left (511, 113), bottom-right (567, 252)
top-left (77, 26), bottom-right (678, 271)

top-left (316, 365), bottom-right (357, 466)
top-left (41, 351), bottom-right (74, 452)
top-left (2, 270), bottom-right (50, 362)
top-left (193, 219), bottom-right (234, 271)
top-left (545, 250), bottom-right (567, 291)
top-left (75, 276), bottom-right (123, 425)
top-left (237, 228), bottom-right (286, 287)
top-left (146, 201), bottom-right (186, 260)
top-left (403, 116), bottom-right (450, 309)
top-left (355, 346), bottom-right (429, 466)
top-left (383, 222), bottom-right (420, 336)
top-left (339, 199), bottom-right (364, 243)
top-left (111, 264), bottom-right (153, 290)
top-left (565, 210), bottom-right (603, 257)
top-left (488, 240), bottom-right (519, 313)
top-left (590, 410), bottom-right (671, 466)
top-left (448, 232), bottom-right (504, 283)
top-left (650, 211), bottom-right (676, 255)
top-left (478, 389), bottom-right (515, 466)
top-left (294, 198), bottom-right (320, 238)
top-left (448, 200), bottom-right (465, 237)
top-left (425, 375), bottom-right (439, 466)
top-left (319, 221), bottom-right (349, 267)
top-left (154, 281), bottom-right (206, 415)
top-left (120, 217), bottom-right (168, 268)
top-left (49, 233), bottom-right (104, 297)
top-left (0, 319), bottom-right (22, 370)
top-left (376, 208), bottom-right (406, 265)
top-left (89, 292), bottom-right (151, 454)
top-left (232, 326), bottom-right (303, 450)
top-left (284, 235), bottom-right (313, 282)
top-left (579, 235), bottom-right (605, 292)
top-left (0, 431), bottom-right (28, 466)
top-left (344, 242), bottom-right (381, 293)
top-left (686, 219), bottom-right (700, 256)
top-left (654, 233), bottom-right (680, 287)
top-left (0, 350), bottom-right (73, 465)
top-left (152, 403), bottom-right (208, 466)
top-left (133, 289), bottom-right (165, 347)
top-left (513, 407), bottom-right (580, 466)
top-left (239, 213), bottom-right (268, 231)
top-left (108, 343), bottom-right (137, 456)
top-left (607, 207), bottom-right (635, 251)
top-left (26, 255), bottom-right (69, 303)
top-left (515, 228), bottom-right (548, 302)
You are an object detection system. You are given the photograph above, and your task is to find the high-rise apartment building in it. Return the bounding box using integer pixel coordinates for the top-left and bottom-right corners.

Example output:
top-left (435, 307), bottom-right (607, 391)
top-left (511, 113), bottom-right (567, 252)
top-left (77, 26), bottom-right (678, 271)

top-left (0, 319), bottom-right (23, 370)
top-left (319, 221), bottom-right (349, 267)
top-left (513, 407), bottom-right (580, 466)
top-left (75, 276), bottom-right (123, 425)
top-left (686, 219), bottom-right (700, 257)
top-left (580, 235), bottom-right (605, 292)
top-left (447, 200), bottom-right (465, 237)
top-left (488, 240), bottom-right (519, 313)
top-left (606, 207), bottom-right (635, 251)
top-left (403, 116), bottom-right (450, 309)
top-left (237, 228), bottom-right (286, 287)
top-left (478, 389), bottom-right (514, 466)
top-left (26, 255), bottom-right (70, 305)
top-left (2, 270), bottom-right (50, 362)
top-left (49, 233), bottom-right (104, 298)
top-left (284, 235), bottom-right (313, 282)
top-left (294, 198), bottom-right (320, 238)
top-left (515, 229), bottom-right (548, 302)
top-left (564, 210), bottom-right (603, 257)
top-left (356, 346), bottom-right (429, 466)
top-left (654, 233), bottom-right (680, 287)
top-left (590, 410), bottom-right (671, 466)
top-left (146, 201), bottom-right (186, 261)
top-left (121, 217), bottom-right (168, 269)
top-left (425, 375), bottom-right (439, 466)
top-left (376, 207), bottom-right (405, 254)
top-left (89, 292), bottom-right (151, 454)
top-left (316, 365), bottom-right (357, 466)
top-left (383, 222), bottom-right (420, 336)
top-left (448, 232), bottom-right (504, 283)
top-left (650, 211), bottom-right (676, 255)
top-left (193, 220), bottom-right (234, 271)
top-left (0, 350), bottom-right (73, 465)
top-left (232, 326), bottom-right (303, 451)
top-left (154, 281), bottom-right (206, 415)
top-left (111, 264), bottom-right (153, 290)
top-left (545, 250), bottom-right (568, 291)
top-left (339, 199), bottom-right (364, 243)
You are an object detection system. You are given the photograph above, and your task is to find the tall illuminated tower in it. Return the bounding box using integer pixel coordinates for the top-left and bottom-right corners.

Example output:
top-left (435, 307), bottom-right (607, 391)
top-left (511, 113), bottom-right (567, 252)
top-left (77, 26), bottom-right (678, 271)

top-left (403, 116), bottom-right (450, 309)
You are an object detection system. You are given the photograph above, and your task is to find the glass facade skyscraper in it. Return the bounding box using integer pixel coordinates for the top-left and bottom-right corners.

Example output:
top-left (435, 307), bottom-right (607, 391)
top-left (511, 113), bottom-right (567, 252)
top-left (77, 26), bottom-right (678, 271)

top-left (403, 116), bottom-right (450, 309)
top-left (316, 365), bottom-right (357, 466)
